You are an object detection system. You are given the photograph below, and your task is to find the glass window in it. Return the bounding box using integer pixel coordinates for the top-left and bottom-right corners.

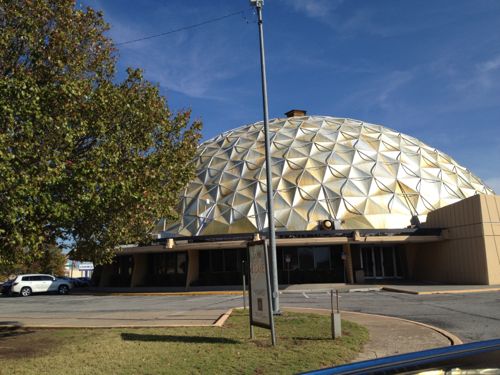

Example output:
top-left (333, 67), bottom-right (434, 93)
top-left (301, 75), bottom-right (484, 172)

top-left (315, 248), bottom-right (330, 270)
top-left (41, 276), bottom-right (53, 281)
top-left (177, 253), bottom-right (187, 274)
top-left (298, 248), bottom-right (314, 270)
top-left (22, 276), bottom-right (32, 281)
top-left (283, 248), bottom-right (298, 271)
top-left (382, 247), bottom-right (395, 277)
top-left (199, 251), bottom-right (210, 273)
top-left (361, 247), bottom-right (374, 277)
top-left (212, 250), bottom-right (224, 272)
top-left (166, 254), bottom-right (176, 274)
top-left (224, 250), bottom-right (238, 272)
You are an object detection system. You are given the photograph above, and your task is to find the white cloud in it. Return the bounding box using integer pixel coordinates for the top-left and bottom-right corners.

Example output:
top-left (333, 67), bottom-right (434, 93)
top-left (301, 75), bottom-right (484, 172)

top-left (284, 0), bottom-right (398, 37)
top-left (103, 8), bottom-right (253, 100)
top-left (337, 70), bottom-right (415, 112)
top-left (287, 0), bottom-right (344, 20)
top-left (477, 55), bottom-right (500, 73)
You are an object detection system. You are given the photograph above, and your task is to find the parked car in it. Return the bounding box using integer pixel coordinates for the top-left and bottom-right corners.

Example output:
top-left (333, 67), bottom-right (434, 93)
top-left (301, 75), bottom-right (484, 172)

top-left (1, 279), bottom-right (14, 295)
top-left (56, 276), bottom-right (90, 288)
top-left (301, 338), bottom-right (500, 375)
top-left (8, 274), bottom-right (72, 297)
top-left (76, 277), bottom-right (92, 287)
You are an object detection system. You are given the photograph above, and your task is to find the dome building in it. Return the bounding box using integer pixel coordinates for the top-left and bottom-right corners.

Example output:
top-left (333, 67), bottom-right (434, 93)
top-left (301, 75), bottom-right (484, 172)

top-left (166, 111), bottom-right (492, 236)
top-left (95, 110), bottom-right (500, 289)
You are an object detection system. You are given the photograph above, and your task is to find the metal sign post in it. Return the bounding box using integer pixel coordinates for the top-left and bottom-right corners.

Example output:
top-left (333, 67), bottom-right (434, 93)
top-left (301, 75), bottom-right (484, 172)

top-left (242, 260), bottom-right (247, 310)
top-left (247, 239), bottom-right (276, 346)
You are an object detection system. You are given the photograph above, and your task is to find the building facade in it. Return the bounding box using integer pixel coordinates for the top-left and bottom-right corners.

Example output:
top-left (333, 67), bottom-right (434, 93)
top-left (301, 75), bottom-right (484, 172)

top-left (93, 112), bottom-right (499, 287)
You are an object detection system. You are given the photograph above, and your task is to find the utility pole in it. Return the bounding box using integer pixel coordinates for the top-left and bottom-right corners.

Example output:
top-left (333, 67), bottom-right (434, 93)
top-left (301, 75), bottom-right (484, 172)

top-left (249, 0), bottom-right (279, 314)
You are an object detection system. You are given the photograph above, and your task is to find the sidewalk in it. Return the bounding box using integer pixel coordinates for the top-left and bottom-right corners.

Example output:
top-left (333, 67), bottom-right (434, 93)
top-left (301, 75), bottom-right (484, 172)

top-left (380, 284), bottom-right (500, 295)
top-left (73, 283), bottom-right (380, 296)
top-left (283, 307), bottom-right (461, 361)
top-left (72, 282), bottom-right (500, 296)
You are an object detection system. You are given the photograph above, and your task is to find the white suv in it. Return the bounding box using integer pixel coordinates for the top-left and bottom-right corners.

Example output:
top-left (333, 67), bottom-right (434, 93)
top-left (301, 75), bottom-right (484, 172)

top-left (10, 274), bottom-right (72, 297)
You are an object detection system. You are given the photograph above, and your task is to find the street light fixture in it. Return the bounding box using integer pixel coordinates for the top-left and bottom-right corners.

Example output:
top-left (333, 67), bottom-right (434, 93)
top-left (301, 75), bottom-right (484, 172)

top-left (249, 0), bottom-right (280, 314)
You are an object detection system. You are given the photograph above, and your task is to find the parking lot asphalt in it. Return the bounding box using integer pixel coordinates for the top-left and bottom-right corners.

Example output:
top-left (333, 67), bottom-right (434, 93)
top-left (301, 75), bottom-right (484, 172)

top-left (279, 290), bottom-right (500, 342)
top-left (0, 294), bottom-right (240, 327)
top-left (1, 290), bottom-right (499, 342)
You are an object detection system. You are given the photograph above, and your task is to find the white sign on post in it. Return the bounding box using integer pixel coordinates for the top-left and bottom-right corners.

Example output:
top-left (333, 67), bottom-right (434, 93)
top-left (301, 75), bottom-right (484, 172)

top-left (247, 240), bottom-right (276, 345)
top-left (78, 262), bottom-right (94, 271)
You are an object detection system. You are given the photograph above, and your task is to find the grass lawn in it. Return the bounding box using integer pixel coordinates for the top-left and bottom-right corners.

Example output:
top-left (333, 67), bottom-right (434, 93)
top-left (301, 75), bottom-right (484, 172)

top-left (0, 310), bottom-right (368, 375)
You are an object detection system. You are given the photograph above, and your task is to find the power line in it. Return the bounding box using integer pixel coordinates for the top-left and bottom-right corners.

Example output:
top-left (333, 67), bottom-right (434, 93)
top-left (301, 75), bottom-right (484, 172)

top-left (115, 8), bottom-right (252, 46)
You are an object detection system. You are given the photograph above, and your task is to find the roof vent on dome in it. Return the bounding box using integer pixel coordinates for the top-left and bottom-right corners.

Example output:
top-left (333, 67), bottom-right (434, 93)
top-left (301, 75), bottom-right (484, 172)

top-left (285, 109), bottom-right (307, 118)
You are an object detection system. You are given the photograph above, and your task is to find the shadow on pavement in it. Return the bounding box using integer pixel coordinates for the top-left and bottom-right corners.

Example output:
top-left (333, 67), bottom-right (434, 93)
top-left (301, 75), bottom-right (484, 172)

top-left (121, 332), bottom-right (240, 344)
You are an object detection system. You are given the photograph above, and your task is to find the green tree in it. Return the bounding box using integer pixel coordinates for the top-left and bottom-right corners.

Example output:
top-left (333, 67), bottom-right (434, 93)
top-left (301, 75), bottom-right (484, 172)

top-left (0, 0), bottom-right (201, 266)
top-left (0, 244), bottom-right (66, 278)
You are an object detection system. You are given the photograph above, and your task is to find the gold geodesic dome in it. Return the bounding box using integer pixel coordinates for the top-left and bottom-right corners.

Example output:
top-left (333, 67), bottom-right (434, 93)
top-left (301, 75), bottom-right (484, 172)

top-left (165, 115), bottom-right (494, 236)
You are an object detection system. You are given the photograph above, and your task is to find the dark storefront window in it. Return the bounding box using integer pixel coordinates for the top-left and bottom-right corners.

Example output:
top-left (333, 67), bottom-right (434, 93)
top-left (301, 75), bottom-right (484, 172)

top-left (224, 250), bottom-right (238, 272)
top-left (197, 246), bottom-right (346, 286)
top-left (148, 252), bottom-right (188, 286)
top-left (196, 249), bottom-right (247, 286)
top-left (199, 251), bottom-right (210, 273)
top-left (298, 248), bottom-right (315, 270)
top-left (315, 248), bottom-right (331, 270)
top-left (109, 256), bottom-right (134, 287)
top-left (278, 246), bottom-right (344, 284)
top-left (177, 253), bottom-right (187, 274)
top-left (212, 251), bottom-right (224, 272)
top-left (282, 248), bottom-right (299, 271)
top-left (358, 245), bottom-right (404, 279)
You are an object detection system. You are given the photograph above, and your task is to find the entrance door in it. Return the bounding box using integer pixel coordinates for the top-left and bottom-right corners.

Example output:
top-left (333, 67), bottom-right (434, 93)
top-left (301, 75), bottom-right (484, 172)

top-left (360, 246), bottom-right (399, 279)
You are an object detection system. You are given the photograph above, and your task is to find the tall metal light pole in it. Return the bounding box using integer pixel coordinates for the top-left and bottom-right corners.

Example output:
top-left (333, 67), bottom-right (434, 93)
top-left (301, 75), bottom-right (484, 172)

top-left (250, 0), bottom-right (279, 314)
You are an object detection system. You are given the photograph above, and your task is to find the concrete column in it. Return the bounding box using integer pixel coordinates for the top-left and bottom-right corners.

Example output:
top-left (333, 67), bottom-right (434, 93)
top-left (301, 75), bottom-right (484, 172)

top-left (185, 250), bottom-right (199, 289)
top-left (343, 243), bottom-right (354, 284)
top-left (131, 254), bottom-right (149, 287)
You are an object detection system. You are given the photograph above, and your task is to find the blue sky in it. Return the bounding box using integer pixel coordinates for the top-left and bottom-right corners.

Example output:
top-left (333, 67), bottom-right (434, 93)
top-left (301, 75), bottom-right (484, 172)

top-left (84, 0), bottom-right (500, 192)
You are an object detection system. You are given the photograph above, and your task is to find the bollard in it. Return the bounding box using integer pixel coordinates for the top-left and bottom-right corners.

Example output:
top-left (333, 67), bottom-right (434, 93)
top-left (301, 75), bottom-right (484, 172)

top-left (242, 272), bottom-right (247, 310)
top-left (331, 289), bottom-right (341, 339)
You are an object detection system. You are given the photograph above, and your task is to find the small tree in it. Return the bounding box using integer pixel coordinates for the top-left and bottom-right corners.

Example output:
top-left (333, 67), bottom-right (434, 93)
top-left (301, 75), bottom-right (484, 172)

top-left (35, 245), bottom-right (67, 276)
top-left (0, 0), bottom-right (201, 266)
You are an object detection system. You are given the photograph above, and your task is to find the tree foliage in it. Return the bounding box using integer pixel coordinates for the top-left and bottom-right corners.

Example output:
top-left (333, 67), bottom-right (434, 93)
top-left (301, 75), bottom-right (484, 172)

top-left (0, 244), bottom-right (66, 278)
top-left (0, 0), bottom-right (202, 266)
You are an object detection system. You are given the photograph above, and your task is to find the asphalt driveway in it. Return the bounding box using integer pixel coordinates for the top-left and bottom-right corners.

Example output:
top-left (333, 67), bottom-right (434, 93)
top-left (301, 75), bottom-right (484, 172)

top-left (1, 290), bottom-right (499, 341)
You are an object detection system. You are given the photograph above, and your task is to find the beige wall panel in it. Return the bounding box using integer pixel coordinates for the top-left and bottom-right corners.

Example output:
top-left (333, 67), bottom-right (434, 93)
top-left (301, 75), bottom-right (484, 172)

top-left (492, 223), bottom-right (500, 236)
top-left (473, 195), bottom-right (483, 224)
top-left (485, 196), bottom-right (500, 222)
top-left (471, 223), bottom-right (484, 237)
top-left (411, 237), bottom-right (490, 284)
top-left (458, 200), bottom-right (466, 227)
top-left (483, 223), bottom-right (493, 236)
top-left (462, 199), bottom-right (470, 225)
top-left (484, 236), bottom-right (500, 284)
top-left (495, 196), bottom-right (500, 220)
top-left (480, 195), bottom-right (491, 222)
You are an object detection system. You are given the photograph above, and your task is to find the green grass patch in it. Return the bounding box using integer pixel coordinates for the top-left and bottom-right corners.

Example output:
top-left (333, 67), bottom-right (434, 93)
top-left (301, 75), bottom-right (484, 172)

top-left (0, 310), bottom-right (368, 375)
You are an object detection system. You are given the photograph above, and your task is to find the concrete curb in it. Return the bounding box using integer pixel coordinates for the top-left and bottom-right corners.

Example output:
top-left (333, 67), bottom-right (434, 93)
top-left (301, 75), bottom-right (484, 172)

top-left (382, 286), bottom-right (500, 295)
top-left (282, 306), bottom-right (463, 346)
top-left (0, 323), bottom-right (215, 329)
top-left (0, 307), bottom-right (237, 329)
top-left (213, 308), bottom-right (234, 327)
top-left (280, 287), bottom-right (381, 294)
top-left (72, 291), bottom-right (243, 297)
